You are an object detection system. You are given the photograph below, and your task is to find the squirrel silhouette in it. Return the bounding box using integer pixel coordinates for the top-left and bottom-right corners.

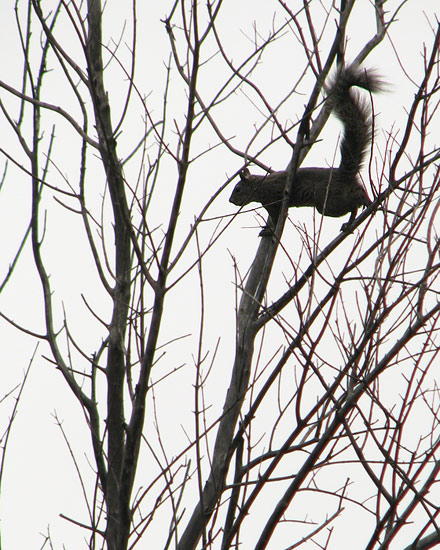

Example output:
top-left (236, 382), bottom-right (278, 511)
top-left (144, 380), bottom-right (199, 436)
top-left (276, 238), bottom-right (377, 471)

top-left (229, 65), bottom-right (384, 234)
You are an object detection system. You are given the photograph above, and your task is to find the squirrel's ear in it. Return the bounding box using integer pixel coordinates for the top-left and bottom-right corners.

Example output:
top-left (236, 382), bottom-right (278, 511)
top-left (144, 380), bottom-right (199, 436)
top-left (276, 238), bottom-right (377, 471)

top-left (240, 167), bottom-right (250, 180)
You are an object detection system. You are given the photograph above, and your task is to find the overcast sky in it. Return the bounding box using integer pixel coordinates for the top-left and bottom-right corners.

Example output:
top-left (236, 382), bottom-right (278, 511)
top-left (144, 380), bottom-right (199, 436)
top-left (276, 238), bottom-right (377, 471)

top-left (1, 1), bottom-right (439, 549)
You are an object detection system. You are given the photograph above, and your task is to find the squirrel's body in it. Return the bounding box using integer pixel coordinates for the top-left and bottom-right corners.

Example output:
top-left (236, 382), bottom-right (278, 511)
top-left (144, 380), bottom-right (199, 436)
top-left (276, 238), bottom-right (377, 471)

top-left (229, 66), bottom-right (383, 231)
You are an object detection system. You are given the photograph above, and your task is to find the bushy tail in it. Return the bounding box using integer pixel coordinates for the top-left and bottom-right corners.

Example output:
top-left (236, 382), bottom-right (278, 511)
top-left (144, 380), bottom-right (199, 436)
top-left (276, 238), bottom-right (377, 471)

top-left (328, 65), bottom-right (384, 177)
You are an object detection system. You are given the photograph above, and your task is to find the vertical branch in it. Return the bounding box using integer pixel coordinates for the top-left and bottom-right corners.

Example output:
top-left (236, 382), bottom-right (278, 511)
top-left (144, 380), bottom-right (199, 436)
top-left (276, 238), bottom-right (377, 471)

top-left (86, 0), bottom-right (132, 547)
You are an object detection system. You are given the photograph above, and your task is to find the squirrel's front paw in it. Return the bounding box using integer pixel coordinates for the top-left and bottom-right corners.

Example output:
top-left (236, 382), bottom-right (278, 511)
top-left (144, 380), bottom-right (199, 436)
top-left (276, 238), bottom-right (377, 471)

top-left (259, 225), bottom-right (273, 237)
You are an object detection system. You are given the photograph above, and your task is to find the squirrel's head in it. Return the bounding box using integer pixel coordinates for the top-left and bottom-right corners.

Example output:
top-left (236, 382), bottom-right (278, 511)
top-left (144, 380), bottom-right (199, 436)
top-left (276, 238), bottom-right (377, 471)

top-left (229, 168), bottom-right (252, 206)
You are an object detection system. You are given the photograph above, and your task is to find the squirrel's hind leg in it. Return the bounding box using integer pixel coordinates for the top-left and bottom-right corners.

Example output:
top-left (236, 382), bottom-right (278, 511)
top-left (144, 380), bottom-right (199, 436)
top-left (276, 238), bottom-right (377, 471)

top-left (340, 208), bottom-right (358, 231)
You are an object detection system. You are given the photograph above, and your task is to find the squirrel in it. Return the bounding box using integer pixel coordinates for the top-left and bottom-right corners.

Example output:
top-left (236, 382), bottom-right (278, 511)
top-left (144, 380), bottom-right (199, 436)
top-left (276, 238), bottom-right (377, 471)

top-left (229, 65), bottom-right (384, 234)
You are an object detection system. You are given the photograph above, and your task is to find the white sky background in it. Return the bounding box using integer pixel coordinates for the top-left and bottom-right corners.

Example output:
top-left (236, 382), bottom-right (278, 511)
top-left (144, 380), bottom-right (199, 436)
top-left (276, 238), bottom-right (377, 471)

top-left (0, 1), bottom-right (439, 549)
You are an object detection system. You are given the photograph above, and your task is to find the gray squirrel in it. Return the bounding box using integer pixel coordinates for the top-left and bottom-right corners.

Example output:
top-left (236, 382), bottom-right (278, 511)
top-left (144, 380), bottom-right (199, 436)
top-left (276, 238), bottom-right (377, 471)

top-left (229, 65), bottom-right (384, 233)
